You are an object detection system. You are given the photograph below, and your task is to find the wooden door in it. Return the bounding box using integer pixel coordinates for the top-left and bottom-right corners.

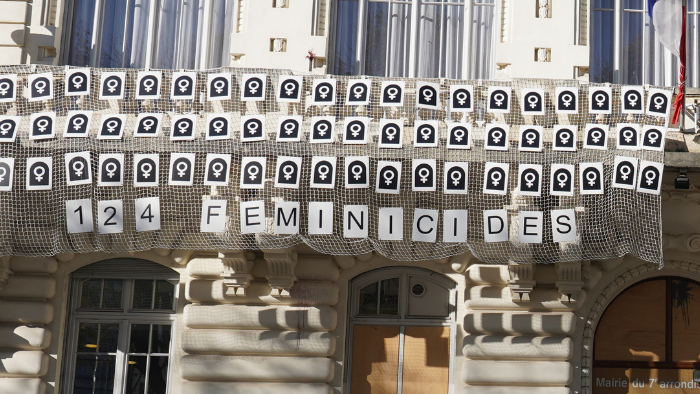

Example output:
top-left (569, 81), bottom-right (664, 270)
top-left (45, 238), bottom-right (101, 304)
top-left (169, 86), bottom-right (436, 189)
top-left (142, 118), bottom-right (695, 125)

top-left (402, 326), bottom-right (450, 394)
top-left (351, 325), bottom-right (401, 394)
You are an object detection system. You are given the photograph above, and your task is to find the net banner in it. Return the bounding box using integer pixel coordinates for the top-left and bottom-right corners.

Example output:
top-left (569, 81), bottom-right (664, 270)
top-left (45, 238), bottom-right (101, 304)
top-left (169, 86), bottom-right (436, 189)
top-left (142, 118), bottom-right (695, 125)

top-left (0, 65), bottom-right (666, 263)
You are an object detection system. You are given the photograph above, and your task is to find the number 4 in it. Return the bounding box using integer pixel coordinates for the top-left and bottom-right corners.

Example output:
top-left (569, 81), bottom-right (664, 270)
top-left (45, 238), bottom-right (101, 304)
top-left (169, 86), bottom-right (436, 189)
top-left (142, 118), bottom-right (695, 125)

top-left (135, 197), bottom-right (161, 232)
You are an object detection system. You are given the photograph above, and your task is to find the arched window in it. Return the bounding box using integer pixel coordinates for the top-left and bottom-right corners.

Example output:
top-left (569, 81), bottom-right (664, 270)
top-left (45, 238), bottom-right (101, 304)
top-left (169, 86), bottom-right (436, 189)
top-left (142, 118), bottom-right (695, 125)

top-left (345, 267), bottom-right (457, 393)
top-left (62, 258), bottom-right (179, 394)
top-left (590, 0), bottom-right (699, 87)
top-left (593, 277), bottom-right (700, 392)
top-left (331, 0), bottom-right (496, 79)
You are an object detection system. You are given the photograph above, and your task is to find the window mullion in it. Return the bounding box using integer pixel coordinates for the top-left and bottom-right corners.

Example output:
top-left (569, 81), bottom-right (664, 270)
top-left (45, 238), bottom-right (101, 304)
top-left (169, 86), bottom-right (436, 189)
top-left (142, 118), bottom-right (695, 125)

top-left (199, 0), bottom-right (213, 69)
top-left (666, 278), bottom-right (673, 362)
top-left (384, 0), bottom-right (391, 76)
top-left (91, 0), bottom-right (104, 68)
top-left (121, 0), bottom-right (133, 68)
top-left (408, 0), bottom-right (421, 77)
top-left (113, 319), bottom-right (130, 394)
top-left (357, 0), bottom-right (367, 75)
top-left (397, 325), bottom-right (406, 394)
top-left (144, 0), bottom-right (159, 69)
top-left (613, 0), bottom-right (622, 83)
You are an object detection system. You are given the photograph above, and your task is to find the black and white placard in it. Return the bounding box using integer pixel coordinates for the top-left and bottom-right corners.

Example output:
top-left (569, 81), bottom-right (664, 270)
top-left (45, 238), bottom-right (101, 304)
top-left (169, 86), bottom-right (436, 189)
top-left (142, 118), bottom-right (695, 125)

top-left (450, 85), bottom-right (473, 112)
top-left (0, 158), bottom-right (13, 191)
top-left (208, 113), bottom-right (232, 140)
top-left (97, 200), bottom-right (124, 234)
top-left (483, 163), bottom-right (509, 195)
top-left (519, 126), bottom-right (543, 152)
top-left (344, 117), bottom-right (368, 144)
top-left (443, 162), bottom-right (469, 194)
top-left (584, 124), bottom-right (609, 150)
top-left (98, 114), bottom-right (126, 140)
top-left (414, 120), bottom-right (438, 147)
top-left (616, 123), bottom-right (640, 150)
top-left (66, 68), bottom-right (90, 96)
top-left (169, 153), bottom-right (196, 186)
top-left (170, 115), bottom-right (197, 140)
top-left (240, 157), bottom-right (267, 189)
top-left (555, 87), bottom-right (578, 114)
top-left (277, 76), bottom-right (303, 102)
top-left (621, 86), bottom-right (645, 114)
top-left (134, 113), bottom-right (163, 137)
top-left (65, 151), bottom-right (92, 186)
top-left (64, 111), bottom-right (92, 138)
top-left (0, 116), bottom-right (20, 142)
top-left (28, 72), bottom-right (53, 101)
top-left (416, 81), bottom-right (440, 109)
top-left (379, 119), bottom-right (404, 148)
top-left (589, 87), bottom-right (612, 114)
top-left (517, 164), bottom-right (543, 196)
top-left (412, 159), bottom-right (436, 191)
top-left (99, 71), bottom-right (126, 100)
top-left (553, 125), bottom-right (577, 151)
top-left (580, 163), bottom-right (604, 195)
top-left (310, 116), bottom-right (335, 143)
top-left (345, 156), bottom-right (369, 189)
top-left (381, 81), bottom-right (405, 106)
top-left (487, 86), bottom-right (511, 113)
top-left (134, 154), bottom-right (160, 187)
top-left (641, 125), bottom-right (666, 151)
top-left (312, 78), bottom-right (336, 105)
top-left (376, 161), bottom-right (402, 194)
top-left (241, 73), bottom-right (266, 101)
top-left (207, 73), bottom-right (231, 101)
top-left (171, 72), bottom-right (197, 100)
top-left (612, 156), bottom-right (638, 190)
top-left (204, 154), bottom-right (231, 186)
top-left (65, 199), bottom-right (94, 233)
top-left (98, 154), bottom-right (124, 187)
top-left (277, 116), bottom-right (302, 141)
top-left (276, 156), bottom-right (302, 189)
top-left (447, 122), bottom-right (471, 149)
top-left (29, 112), bottom-right (56, 140)
top-left (647, 88), bottom-right (672, 118)
top-left (26, 157), bottom-right (52, 191)
top-left (521, 88), bottom-right (545, 116)
top-left (136, 71), bottom-right (162, 100)
top-left (637, 160), bottom-right (663, 195)
top-left (0, 74), bottom-right (17, 102)
top-left (485, 124), bottom-right (510, 151)
top-left (346, 79), bottom-right (371, 105)
top-left (310, 156), bottom-right (337, 189)
top-left (135, 197), bottom-right (161, 232)
top-left (550, 164), bottom-right (575, 196)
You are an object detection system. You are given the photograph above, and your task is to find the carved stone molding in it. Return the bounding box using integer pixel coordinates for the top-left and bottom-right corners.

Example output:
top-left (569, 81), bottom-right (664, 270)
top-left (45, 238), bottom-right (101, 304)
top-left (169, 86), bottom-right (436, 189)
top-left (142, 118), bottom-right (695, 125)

top-left (0, 256), bottom-right (12, 291)
top-left (555, 261), bottom-right (584, 302)
top-left (508, 262), bottom-right (535, 302)
top-left (263, 248), bottom-right (298, 297)
top-left (663, 233), bottom-right (700, 252)
top-left (220, 251), bottom-right (256, 296)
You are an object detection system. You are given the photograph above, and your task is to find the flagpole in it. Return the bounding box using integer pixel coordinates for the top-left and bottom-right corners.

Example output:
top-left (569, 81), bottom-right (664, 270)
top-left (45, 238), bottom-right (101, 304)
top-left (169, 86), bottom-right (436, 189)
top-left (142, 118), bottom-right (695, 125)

top-left (673, 0), bottom-right (688, 129)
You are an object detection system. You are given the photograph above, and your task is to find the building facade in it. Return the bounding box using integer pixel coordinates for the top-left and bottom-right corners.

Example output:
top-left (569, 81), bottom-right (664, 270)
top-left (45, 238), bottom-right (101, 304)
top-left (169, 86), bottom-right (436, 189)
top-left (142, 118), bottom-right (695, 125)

top-left (0, 1), bottom-right (699, 394)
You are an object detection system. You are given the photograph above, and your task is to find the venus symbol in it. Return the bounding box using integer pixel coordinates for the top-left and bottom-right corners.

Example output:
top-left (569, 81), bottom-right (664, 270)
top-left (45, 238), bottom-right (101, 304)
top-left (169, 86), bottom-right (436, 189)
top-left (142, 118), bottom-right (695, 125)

top-left (34, 80), bottom-right (46, 94)
top-left (418, 168), bottom-right (430, 183)
top-left (141, 162), bottom-right (153, 179)
top-left (0, 82), bottom-right (9, 96)
top-left (177, 161), bottom-right (189, 177)
top-left (33, 166), bottom-right (45, 182)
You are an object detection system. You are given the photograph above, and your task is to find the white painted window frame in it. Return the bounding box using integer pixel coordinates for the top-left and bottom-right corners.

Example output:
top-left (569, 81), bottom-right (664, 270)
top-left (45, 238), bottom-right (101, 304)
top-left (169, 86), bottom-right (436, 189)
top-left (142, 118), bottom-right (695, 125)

top-left (61, 273), bottom-right (179, 394)
top-left (343, 267), bottom-right (458, 394)
top-left (345, 0), bottom-right (494, 78)
top-left (62, 0), bottom-right (222, 69)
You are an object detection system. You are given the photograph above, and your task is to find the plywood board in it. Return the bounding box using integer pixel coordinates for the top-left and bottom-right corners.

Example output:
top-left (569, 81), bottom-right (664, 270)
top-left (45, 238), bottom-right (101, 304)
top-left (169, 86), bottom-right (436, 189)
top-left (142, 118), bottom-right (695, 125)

top-left (351, 325), bottom-right (400, 394)
top-left (402, 326), bottom-right (450, 394)
top-left (594, 368), bottom-right (700, 394)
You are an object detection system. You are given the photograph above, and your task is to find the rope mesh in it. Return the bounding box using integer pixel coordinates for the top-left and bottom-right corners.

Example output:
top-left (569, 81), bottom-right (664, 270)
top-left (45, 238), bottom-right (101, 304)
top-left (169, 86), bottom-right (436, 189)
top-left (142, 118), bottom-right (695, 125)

top-left (0, 65), bottom-right (665, 263)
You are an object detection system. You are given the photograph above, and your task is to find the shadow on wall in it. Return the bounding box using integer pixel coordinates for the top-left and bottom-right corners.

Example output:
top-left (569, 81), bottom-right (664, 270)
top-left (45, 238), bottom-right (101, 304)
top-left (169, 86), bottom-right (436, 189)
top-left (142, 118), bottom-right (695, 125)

top-left (464, 312), bottom-right (570, 335)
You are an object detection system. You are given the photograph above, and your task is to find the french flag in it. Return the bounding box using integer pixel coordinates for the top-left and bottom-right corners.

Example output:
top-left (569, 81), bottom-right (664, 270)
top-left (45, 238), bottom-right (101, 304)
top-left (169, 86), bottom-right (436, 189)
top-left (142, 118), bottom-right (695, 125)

top-left (648, 0), bottom-right (686, 123)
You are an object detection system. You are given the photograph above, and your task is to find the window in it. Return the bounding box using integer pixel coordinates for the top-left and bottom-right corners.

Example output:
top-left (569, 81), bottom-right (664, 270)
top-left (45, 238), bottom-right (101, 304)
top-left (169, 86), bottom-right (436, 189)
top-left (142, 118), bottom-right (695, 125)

top-left (590, 0), bottom-right (699, 87)
top-left (63, 259), bottom-right (179, 394)
top-left (62, 0), bottom-right (234, 69)
top-left (593, 278), bottom-right (700, 392)
top-left (331, 0), bottom-right (496, 79)
top-left (345, 267), bottom-right (457, 394)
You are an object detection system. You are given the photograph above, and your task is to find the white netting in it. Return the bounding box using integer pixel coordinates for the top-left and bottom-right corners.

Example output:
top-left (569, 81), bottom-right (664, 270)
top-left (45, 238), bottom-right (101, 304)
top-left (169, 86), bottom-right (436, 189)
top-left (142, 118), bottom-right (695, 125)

top-left (0, 65), bottom-right (665, 264)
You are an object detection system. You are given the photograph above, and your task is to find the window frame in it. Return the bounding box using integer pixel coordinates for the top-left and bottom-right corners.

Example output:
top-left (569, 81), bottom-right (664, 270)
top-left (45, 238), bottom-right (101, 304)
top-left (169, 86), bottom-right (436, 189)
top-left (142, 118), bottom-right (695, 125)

top-left (343, 267), bottom-right (458, 394)
top-left (328, 0), bottom-right (497, 79)
top-left (589, 0), bottom-right (693, 86)
top-left (59, 0), bottom-right (224, 69)
top-left (62, 269), bottom-right (179, 394)
top-left (593, 276), bottom-right (700, 370)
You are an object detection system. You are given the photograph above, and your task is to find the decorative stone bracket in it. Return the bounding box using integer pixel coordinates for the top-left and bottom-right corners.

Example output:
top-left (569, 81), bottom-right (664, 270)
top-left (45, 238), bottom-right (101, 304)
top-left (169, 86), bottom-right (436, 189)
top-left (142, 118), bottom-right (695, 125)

top-left (508, 262), bottom-right (535, 302)
top-left (555, 261), bottom-right (584, 302)
top-left (0, 256), bottom-right (12, 291)
top-left (220, 251), bottom-right (256, 296)
top-left (663, 233), bottom-right (700, 253)
top-left (263, 248), bottom-right (297, 297)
